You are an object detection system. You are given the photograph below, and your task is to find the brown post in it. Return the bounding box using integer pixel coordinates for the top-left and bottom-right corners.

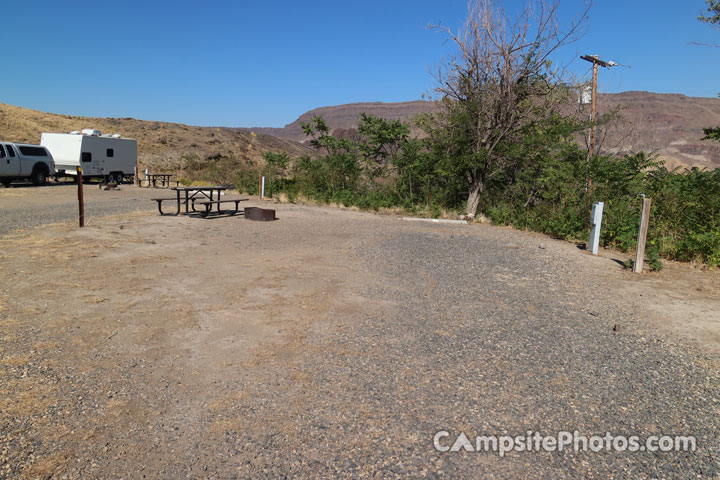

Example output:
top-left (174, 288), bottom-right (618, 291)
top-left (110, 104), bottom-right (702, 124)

top-left (633, 197), bottom-right (652, 273)
top-left (77, 166), bottom-right (85, 227)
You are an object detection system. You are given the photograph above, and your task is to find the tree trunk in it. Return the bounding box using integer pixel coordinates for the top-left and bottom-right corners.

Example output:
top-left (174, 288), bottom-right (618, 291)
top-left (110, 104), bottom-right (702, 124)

top-left (466, 180), bottom-right (483, 217)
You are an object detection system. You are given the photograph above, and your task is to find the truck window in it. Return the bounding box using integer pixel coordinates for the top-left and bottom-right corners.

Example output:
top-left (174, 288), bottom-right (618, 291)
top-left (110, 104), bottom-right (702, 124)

top-left (18, 146), bottom-right (48, 156)
top-left (5, 145), bottom-right (16, 157)
top-left (0, 146), bottom-right (5, 159)
top-left (107, 148), bottom-right (114, 157)
top-left (82, 152), bottom-right (92, 163)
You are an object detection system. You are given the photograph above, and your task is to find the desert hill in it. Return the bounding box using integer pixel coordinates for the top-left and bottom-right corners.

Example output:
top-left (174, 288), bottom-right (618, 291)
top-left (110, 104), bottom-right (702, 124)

top-left (0, 103), bottom-right (313, 174)
top-left (252, 92), bottom-right (720, 170)
top-left (2, 91), bottom-right (719, 175)
top-left (250, 100), bottom-right (436, 141)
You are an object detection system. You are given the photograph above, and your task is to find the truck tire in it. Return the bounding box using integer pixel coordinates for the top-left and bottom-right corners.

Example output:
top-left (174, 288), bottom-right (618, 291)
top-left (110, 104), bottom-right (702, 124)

top-left (31, 165), bottom-right (48, 186)
top-left (1, 178), bottom-right (12, 187)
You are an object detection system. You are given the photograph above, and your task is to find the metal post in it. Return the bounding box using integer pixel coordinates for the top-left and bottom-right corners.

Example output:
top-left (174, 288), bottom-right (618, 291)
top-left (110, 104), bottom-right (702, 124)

top-left (589, 202), bottom-right (604, 255)
top-left (633, 197), bottom-right (652, 273)
top-left (261, 176), bottom-right (265, 199)
top-left (77, 166), bottom-right (85, 228)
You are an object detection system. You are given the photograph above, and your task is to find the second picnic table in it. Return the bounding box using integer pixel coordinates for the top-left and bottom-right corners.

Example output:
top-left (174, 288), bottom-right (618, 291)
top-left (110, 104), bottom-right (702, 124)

top-left (143, 173), bottom-right (177, 188)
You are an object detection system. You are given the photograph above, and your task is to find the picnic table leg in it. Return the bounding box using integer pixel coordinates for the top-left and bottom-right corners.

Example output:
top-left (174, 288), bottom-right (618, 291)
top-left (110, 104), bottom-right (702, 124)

top-left (177, 189), bottom-right (183, 214)
top-left (157, 200), bottom-right (180, 216)
top-left (201, 203), bottom-right (211, 218)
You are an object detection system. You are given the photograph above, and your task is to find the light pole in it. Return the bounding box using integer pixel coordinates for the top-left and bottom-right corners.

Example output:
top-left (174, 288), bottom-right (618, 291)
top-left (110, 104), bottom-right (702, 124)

top-left (580, 55), bottom-right (617, 157)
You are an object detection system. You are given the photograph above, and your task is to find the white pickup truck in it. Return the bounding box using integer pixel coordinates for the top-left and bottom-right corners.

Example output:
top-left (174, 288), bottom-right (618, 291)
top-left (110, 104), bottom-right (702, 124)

top-left (0, 142), bottom-right (55, 186)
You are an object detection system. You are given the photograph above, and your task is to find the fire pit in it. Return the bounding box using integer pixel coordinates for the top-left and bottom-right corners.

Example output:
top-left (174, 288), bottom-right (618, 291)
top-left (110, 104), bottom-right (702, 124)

top-left (244, 207), bottom-right (276, 221)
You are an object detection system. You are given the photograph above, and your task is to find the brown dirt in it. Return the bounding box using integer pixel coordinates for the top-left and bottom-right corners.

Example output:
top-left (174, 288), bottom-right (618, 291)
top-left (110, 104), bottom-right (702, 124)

top-left (0, 187), bottom-right (718, 477)
top-left (0, 102), bottom-right (314, 176)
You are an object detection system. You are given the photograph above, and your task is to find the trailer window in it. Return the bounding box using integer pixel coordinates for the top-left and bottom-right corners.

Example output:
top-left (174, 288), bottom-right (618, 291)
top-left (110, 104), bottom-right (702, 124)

top-left (5, 145), bottom-right (16, 157)
top-left (0, 147), bottom-right (5, 159)
top-left (18, 146), bottom-right (48, 156)
top-left (82, 152), bottom-right (92, 163)
top-left (106, 148), bottom-right (114, 157)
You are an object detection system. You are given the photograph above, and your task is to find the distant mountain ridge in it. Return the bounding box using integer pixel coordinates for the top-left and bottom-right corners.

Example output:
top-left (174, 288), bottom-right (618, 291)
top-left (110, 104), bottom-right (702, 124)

top-left (250, 92), bottom-right (720, 170)
top-left (2, 91), bottom-right (718, 173)
top-left (249, 100), bottom-right (436, 141)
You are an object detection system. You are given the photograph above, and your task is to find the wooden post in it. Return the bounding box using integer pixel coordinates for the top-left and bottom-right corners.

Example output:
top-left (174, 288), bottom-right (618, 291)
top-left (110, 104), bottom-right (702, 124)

top-left (77, 166), bottom-right (85, 228)
top-left (633, 197), bottom-right (652, 273)
top-left (590, 62), bottom-right (598, 158)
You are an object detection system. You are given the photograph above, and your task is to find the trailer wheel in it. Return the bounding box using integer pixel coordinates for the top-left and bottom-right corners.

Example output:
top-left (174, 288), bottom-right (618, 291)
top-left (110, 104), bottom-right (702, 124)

top-left (1, 178), bottom-right (12, 187)
top-left (31, 165), bottom-right (48, 186)
top-left (115, 173), bottom-right (124, 185)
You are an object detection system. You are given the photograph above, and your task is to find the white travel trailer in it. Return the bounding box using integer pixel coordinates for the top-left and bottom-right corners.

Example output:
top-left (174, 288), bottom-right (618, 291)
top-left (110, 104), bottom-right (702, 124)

top-left (41, 129), bottom-right (137, 183)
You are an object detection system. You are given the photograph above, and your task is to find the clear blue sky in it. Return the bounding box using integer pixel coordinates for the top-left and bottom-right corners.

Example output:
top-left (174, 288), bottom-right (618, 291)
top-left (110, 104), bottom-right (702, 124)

top-left (1, 1), bottom-right (717, 127)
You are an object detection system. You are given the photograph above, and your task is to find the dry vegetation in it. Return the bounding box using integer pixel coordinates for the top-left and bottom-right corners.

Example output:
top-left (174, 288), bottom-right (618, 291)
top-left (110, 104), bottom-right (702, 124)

top-left (0, 103), bottom-right (313, 177)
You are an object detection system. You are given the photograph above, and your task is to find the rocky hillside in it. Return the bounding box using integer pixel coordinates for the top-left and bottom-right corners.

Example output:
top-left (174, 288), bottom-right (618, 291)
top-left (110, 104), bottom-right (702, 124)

top-left (251, 100), bottom-right (436, 140)
top-left (0, 103), bottom-right (313, 174)
top-left (595, 92), bottom-right (720, 170)
top-left (3, 91), bottom-right (718, 174)
top-left (251, 92), bottom-right (720, 170)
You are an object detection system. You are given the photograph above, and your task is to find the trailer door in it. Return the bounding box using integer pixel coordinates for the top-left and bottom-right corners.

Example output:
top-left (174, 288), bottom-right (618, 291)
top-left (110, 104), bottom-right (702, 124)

top-left (0, 144), bottom-right (21, 176)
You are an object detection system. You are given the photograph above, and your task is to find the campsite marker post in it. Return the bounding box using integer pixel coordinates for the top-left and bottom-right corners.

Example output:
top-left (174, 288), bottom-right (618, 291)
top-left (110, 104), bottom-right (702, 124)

top-left (589, 202), bottom-right (604, 255)
top-left (77, 166), bottom-right (85, 227)
top-left (633, 196), bottom-right (652, 273)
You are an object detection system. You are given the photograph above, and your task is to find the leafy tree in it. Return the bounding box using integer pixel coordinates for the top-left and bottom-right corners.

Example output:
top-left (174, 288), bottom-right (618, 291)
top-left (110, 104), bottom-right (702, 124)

top-left (356, 113), bottom-right (409, 177)
top-left (424, 0), bottom-right (591, 217)
top-left (702, 126), bottom-right (720, 141)
top-left (301, 116), bottom-right (355, 156)
top-left (698, 0), bottom-right (720, 27)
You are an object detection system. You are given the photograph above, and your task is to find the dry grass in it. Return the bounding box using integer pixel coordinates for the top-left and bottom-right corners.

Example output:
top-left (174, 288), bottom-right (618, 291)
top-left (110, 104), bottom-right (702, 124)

top-left (0, 102), bottom-right (313, 178)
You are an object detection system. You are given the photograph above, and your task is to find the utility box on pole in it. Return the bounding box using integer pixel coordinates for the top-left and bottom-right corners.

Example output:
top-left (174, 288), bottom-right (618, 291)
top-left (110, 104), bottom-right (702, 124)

top-left (589, 202), bottom-right (604, 255)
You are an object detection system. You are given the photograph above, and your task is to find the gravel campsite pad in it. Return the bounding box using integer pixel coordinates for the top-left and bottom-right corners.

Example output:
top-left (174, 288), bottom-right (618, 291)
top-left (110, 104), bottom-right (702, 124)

top-left (0, 186), bottom-right (719, 478)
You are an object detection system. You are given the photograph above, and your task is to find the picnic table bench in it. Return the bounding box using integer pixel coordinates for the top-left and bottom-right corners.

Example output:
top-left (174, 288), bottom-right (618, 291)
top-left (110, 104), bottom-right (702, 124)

top-left (193, 198), bottom-right (248, 217)
top-left (151, 196), bottom-right (182, 215)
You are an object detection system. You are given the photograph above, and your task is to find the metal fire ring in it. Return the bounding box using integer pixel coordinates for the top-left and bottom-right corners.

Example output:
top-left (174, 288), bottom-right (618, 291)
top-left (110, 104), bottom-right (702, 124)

top-left (244, 207), bottom-right (276, 221)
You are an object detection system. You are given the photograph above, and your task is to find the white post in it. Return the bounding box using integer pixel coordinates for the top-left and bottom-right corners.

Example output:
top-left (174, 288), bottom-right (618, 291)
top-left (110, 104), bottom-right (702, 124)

top-left (633, 197), bottom-right (652, 273)
top-left (261, 176), bottom-right (265, 199)
top-left (589, 201), bottom-right (604, 255)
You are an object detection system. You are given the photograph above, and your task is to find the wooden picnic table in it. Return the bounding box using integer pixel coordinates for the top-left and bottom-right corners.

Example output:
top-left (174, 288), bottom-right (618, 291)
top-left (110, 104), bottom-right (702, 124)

top-left (143, 173), bottom-right (177, 188)
top-left (152, 186), bottom-right (237, 216)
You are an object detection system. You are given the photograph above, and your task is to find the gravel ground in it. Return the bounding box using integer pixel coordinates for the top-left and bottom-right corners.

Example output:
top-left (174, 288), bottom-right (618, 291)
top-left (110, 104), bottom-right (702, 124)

top-left (0, 200), bottom-right (718, 478)
top-left (221, 219), bottom-right (720, 478)
top-left (0, 183), bottom-right (158, 236)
